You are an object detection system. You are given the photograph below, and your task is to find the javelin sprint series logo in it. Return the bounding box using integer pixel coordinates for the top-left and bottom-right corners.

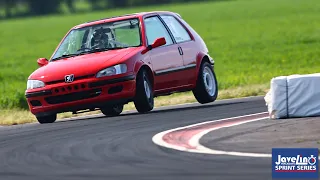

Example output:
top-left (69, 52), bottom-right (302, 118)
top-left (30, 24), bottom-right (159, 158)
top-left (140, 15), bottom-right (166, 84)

top-left (272, 148), bottom-right (319, 178)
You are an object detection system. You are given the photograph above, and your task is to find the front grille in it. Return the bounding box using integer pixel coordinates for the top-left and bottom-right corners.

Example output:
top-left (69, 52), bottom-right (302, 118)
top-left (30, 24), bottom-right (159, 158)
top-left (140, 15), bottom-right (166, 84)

top-left (46, 74), bottom-right (95, 85)
top-left (52, 83), bottom-right (87, 94)
top-left (45, 88), bottom-right (102, 105)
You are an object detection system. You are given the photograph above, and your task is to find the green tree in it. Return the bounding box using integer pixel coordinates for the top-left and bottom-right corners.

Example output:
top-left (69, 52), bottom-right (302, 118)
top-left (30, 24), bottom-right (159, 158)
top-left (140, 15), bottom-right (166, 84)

top-left (109, 0), bottom-right (129, 8)
top-left (66, 0), bottom-right (75, 13)
top-left (26, 0), bottom-right (63, 15)
top-left (0, 0), bottom-right (16, 18)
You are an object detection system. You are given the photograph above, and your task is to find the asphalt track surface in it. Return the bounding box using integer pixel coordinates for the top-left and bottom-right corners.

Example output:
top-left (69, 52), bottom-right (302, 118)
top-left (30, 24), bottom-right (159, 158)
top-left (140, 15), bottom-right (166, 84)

top-left (0, 96), bottom-right (271, 180)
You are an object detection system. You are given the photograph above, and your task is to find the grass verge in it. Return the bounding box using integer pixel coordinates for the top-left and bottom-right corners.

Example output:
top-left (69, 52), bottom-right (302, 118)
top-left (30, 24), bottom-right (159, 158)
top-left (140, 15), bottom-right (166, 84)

top-left (0, 84), bottom-right (268, 126)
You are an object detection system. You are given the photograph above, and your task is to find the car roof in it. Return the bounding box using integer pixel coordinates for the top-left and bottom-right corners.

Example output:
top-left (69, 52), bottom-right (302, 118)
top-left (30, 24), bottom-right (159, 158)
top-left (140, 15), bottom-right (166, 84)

top-left (74, 11), bottom-right (180, 29)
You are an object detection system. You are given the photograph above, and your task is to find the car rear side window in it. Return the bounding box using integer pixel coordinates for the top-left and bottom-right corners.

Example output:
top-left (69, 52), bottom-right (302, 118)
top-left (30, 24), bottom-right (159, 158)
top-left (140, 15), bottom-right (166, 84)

top-left (144, 16), bottom-right (173, 46)
top-left (160, 15), bottom-right (192, 43)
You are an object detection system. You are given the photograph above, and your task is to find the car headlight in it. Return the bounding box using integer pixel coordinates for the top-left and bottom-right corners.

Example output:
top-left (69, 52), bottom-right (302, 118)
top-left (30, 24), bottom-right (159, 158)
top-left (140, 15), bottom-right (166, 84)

top-left (27, 80), bottom-right (45, 90)
top-left (96, 64), bottom-right (127, 78)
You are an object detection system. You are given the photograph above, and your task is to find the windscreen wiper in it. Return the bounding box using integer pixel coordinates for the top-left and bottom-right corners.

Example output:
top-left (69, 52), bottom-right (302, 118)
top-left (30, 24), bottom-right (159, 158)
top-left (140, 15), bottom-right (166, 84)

top-left (75, 48), bottom-right (110, 55)
top-left (93, 47), bottom-right (129, 52)
top-left (80, 47), bottom-right (128, 54)
top-left (52, 47), bottom-right (130, 61)
top-left (51, 53), bottom-right (79, 61)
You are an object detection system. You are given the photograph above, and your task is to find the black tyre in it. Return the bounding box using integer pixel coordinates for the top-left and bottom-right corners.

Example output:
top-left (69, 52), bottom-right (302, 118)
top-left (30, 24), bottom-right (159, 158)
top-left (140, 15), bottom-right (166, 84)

top-left (192, 61), bottom-right (218, 104)
top-left (134, 69), bottom-right (154, 113)
top-left (36, 114), bottom-right (57, 124)
top-left (101, 104), bottom-right (124, 116)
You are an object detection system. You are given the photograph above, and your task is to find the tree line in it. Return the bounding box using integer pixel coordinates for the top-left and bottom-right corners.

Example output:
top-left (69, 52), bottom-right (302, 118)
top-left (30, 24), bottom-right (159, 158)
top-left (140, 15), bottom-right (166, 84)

top-left (0, 0), bottom-right (211, 19)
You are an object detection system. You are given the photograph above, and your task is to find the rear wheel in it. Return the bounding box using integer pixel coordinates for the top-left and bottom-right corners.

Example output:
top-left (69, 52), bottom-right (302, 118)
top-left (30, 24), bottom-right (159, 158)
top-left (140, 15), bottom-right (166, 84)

top-left (193, 61), bottom-right (218, 104)
top-left (134, 69), bottom-right (154, 113)
top-left (36, 114), bottom-right (57, 124)
top-left (101, 104), bottom-right (124, 116)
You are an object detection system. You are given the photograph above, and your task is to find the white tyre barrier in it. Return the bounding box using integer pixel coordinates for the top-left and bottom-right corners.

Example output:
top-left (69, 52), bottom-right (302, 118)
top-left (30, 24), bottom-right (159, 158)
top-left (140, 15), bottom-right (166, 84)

top-left (265, 73), bottom-right (320, 119)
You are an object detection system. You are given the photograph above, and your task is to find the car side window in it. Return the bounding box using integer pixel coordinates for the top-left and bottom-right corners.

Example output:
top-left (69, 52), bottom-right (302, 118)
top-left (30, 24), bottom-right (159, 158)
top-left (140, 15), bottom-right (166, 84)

top-left (144, 16), bottom-right (173, 46)
top-left (160, 15), bottom-right (192, 43)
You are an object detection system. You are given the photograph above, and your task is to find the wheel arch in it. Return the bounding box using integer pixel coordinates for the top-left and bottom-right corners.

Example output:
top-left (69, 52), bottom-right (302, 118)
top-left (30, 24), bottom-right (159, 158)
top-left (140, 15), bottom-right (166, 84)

top-left (134, 61), bottom-right (154, 88)
top-left (196, 52), bottom-right (214, 77)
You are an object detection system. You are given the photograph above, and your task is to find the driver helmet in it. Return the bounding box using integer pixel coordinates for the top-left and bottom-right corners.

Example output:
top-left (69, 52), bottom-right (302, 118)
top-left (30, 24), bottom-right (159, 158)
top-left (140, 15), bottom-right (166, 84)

top-left (91, 27), bottom-right (110, 48)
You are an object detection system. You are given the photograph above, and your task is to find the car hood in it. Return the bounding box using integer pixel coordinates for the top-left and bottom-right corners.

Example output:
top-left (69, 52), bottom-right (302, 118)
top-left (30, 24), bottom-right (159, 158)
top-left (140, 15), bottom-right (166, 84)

top-left (29, 47), bottom-right (137, 83)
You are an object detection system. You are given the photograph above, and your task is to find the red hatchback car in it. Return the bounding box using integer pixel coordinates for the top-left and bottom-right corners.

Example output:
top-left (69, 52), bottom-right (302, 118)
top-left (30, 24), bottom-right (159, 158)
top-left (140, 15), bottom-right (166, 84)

top-left (25, 11), bottom-right (218, 124)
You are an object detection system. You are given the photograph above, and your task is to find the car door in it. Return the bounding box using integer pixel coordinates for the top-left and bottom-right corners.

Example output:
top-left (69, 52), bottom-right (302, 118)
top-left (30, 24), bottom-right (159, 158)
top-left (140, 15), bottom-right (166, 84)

top-left (160, 15), bottom-right (198, 85)
top-left (144, 16), bottom-right (185, 91)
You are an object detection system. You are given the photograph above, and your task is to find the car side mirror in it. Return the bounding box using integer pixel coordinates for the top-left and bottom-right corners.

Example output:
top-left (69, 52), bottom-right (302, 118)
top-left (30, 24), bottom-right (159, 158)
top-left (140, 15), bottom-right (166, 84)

top-left (151, 37), bottom-right (166, 49)
top-left (141, 37), bottom-right (166, 54)
top-left (37, 58), bottom-right (49, 67)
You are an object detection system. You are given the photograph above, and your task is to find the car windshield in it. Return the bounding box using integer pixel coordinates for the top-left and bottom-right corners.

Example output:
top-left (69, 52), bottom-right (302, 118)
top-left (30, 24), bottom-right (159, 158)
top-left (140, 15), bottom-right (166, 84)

top-left (51, 18), bottom-right (141, 61)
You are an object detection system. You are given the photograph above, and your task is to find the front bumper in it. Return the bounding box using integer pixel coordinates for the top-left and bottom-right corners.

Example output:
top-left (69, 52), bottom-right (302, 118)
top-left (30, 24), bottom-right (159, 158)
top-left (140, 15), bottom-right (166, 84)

top-left (25, 75), bottom-right (136, 117)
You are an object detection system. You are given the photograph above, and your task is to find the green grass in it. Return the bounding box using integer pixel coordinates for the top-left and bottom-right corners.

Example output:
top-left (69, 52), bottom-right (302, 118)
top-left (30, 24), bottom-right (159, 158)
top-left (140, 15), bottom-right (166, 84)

top-left (0, 0), bottom-right (320, 109)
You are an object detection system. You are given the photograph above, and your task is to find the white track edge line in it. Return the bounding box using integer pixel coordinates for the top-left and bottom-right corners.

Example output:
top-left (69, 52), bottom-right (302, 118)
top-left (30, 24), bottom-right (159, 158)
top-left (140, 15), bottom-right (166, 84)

top-left (61, 96), bottom-right (263, 121)
top-left (0, 96), bottom-right (261, 128)
top-left (152, 112), bottom-right (268, 156)
top-left (152, 113), bottom-right (320, 159)
top-left (188, 117), bottom-right (271, 157)
top-left (153, 112), bottom-right (268, 135)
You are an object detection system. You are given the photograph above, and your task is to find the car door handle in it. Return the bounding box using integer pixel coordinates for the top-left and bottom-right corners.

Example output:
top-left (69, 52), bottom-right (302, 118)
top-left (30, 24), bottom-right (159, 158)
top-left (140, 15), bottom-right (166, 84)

top-left (178, 47), bottom-right (183, 56)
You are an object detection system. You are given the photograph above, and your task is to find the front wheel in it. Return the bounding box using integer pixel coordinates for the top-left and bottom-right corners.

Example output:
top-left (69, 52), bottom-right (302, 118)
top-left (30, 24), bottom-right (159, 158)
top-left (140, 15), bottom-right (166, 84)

top-left (36, 114), bottom-right (57, 124)
top-left (101, 104), bottom-right (124, 116)
top-left (134, 70), bottom-right (154, 113)
top-left (192, 62), bottom-right (218, 104)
